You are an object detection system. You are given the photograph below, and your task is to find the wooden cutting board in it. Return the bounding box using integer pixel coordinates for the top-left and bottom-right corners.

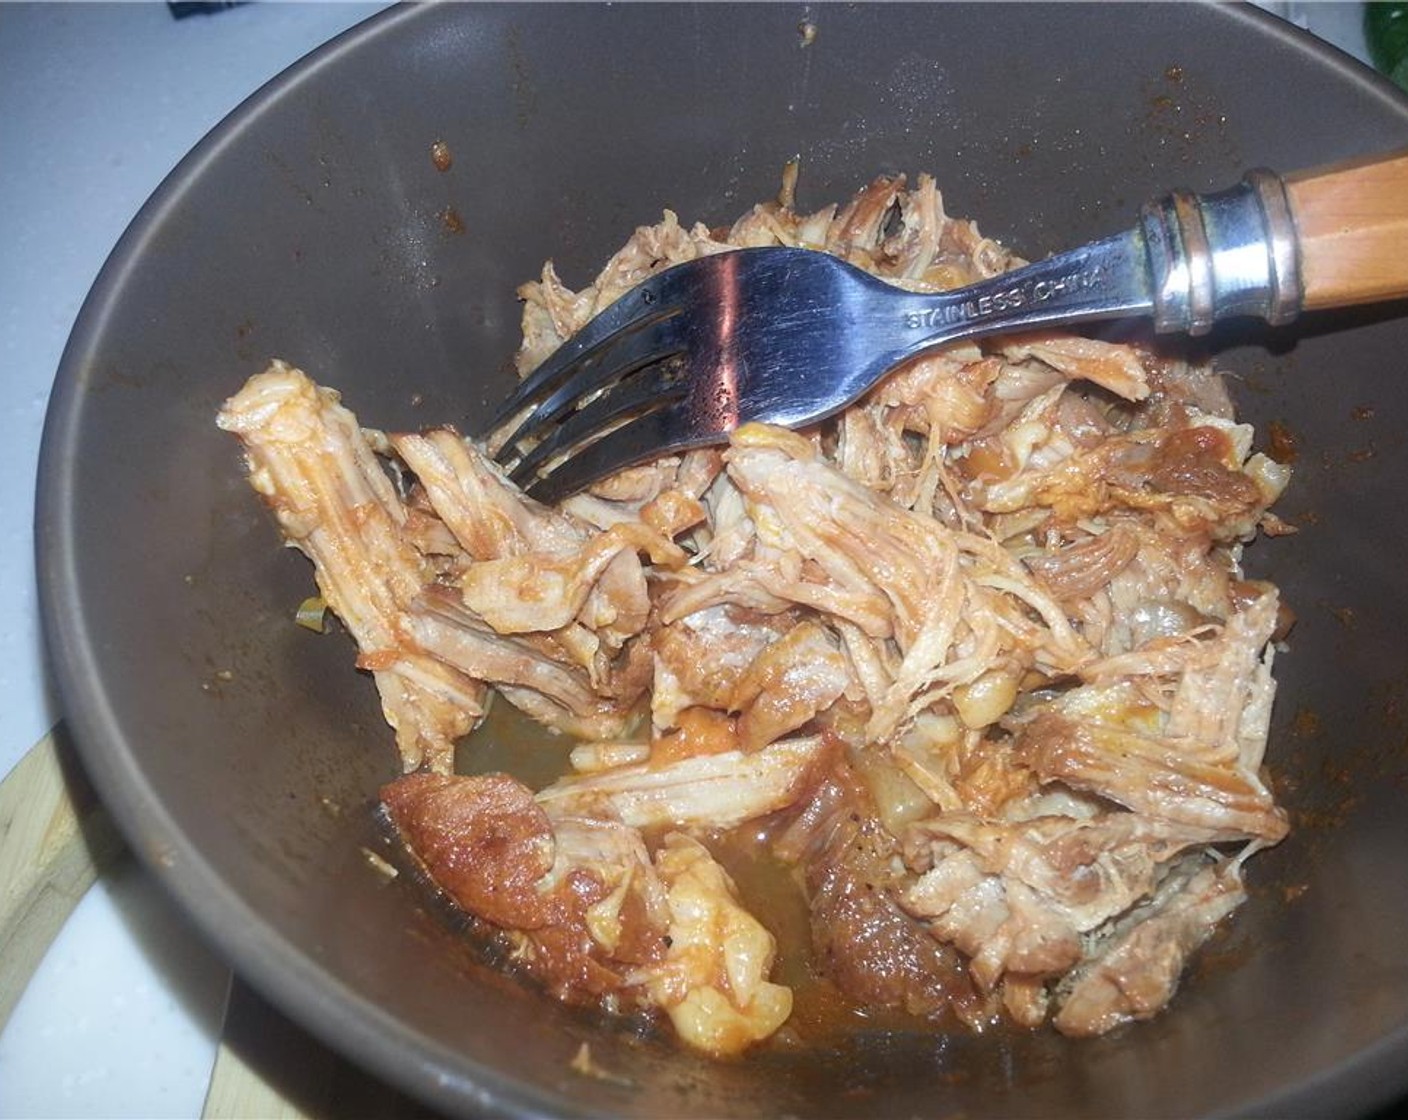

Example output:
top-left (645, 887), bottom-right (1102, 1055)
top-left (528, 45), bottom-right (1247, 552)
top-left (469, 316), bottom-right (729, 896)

top-left (0, 724), bottom-right (123, 1028)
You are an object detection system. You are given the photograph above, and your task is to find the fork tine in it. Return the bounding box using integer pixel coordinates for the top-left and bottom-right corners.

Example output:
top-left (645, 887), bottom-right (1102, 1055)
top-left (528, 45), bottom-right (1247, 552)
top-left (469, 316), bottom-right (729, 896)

top-left (506, 359), bottom-right (689, 486)
top-left (494, 314), bottom-right (688, 464)
top-left (481, 291), bottom-right (676, 436)
top-left (521, 406), bottom-right (693, 503)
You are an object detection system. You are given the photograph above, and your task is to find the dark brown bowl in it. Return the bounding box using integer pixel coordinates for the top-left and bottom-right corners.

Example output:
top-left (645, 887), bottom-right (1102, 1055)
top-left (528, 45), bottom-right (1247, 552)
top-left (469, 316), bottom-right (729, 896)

top-left (37, 4), bottom-right (1408, 1116)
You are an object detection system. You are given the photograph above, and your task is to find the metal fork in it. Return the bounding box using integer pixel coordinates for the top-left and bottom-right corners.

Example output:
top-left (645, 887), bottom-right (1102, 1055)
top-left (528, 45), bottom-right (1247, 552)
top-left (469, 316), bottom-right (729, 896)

top-left (487, 153), bottom-right (1408, 502)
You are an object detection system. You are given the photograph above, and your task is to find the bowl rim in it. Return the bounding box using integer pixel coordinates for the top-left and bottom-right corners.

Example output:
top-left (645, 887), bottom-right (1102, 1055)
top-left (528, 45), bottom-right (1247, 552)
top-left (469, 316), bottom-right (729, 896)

top-left (34, 3), bottom-right (1408, 1117)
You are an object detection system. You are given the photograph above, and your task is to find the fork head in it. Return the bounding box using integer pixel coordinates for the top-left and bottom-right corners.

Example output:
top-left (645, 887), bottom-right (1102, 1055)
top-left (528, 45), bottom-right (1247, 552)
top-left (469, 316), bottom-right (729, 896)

top-left (486, 247), bottom-right (907, 503)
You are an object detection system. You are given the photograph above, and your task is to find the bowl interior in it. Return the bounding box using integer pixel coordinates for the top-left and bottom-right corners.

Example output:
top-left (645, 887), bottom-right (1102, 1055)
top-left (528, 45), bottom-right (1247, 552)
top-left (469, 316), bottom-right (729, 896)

top-left (39, 4), bottom-right (1408, 1116)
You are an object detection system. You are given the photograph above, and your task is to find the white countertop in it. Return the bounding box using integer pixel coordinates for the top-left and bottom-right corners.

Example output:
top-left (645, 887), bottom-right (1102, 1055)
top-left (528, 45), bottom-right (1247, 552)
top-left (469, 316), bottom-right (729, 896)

top-left (0, 2), bottom-right (1377, 1116)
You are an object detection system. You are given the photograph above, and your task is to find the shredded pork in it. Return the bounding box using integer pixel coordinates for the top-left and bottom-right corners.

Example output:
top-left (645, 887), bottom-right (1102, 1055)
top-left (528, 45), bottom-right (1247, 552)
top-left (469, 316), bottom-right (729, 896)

top-left (218, 170), bottom-right (1292, 1055)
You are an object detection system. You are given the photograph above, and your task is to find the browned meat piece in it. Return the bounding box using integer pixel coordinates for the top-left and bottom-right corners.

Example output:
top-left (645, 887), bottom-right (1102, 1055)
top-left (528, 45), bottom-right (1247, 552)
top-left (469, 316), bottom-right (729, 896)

top-left (382, 771), bottom-right (556, 928)
top-left (812, 829), bottom-right (992, 1027)
top-left (778, 769), bottom-right (991, 1028)
top-left (1053, 859), bottom-right (1246, 1037)
top-left (381, 771), bottom-right (669, 1003)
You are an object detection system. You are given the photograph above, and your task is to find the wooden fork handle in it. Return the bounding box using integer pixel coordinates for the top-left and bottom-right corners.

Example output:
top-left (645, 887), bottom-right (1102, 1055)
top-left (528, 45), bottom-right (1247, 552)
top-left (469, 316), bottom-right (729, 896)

top-left (1286, 149), bottom-right (1408, 311)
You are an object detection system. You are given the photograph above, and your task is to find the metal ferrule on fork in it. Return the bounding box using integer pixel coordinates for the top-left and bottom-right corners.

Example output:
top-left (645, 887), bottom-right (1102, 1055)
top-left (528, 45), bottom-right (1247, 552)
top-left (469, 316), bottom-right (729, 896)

top-left (1139, 170), bottom-right (1303, 335)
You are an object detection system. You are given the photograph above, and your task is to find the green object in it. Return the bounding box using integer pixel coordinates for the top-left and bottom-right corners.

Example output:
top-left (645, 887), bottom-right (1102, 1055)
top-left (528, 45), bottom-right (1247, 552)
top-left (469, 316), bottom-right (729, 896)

top-left (1365, 1), bottom-right (1408, 90)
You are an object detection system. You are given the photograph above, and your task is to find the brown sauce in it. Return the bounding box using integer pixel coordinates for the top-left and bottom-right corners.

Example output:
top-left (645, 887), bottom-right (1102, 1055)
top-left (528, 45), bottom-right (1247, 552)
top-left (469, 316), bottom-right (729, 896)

top-left (455, 694), bottom-right (579, 789)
